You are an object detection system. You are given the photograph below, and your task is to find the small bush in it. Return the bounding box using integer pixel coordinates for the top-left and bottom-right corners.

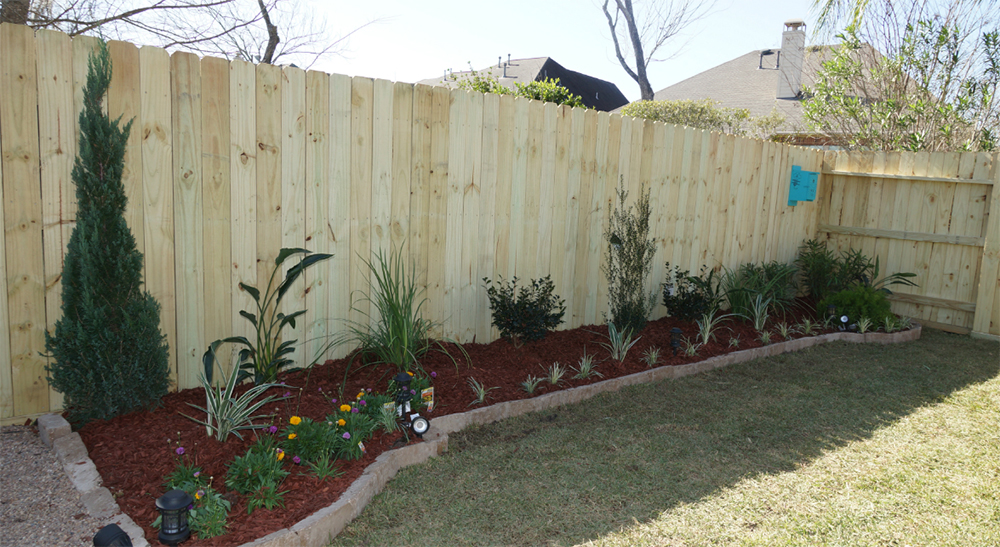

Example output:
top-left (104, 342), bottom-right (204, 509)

top-left (662, 264), bottom-right (721, 322)
top-left (719, 261), bottom-right (797, 318)
top-left (484, 275), bottom-right (566, 346)
top-left (819, 285), bottom-right (894, 325)
top-left (225, 436), bottom-right (290, 514)
top-left (795, 239), bottom-right (917, 306)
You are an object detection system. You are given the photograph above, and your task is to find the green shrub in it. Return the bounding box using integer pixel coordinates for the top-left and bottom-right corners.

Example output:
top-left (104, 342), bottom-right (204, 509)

top-left (795, 239), bottom-right (917, 307)
top-left (454, 68), bottom-right (587, 108)
top-left (45, 42), bottom-right (171, 427)
top-left (819, 285), bottom-right (894, 325)
top-left (280, 416), bottom-right (338, 465)
top-left (483, 275), bottom-right (566, 346)
top-left (621, 99), bottom-right (785, 139)
top-left (603, 179), bottom-right (657, 334)
top-left (662, 264), bottom-right (721, 322)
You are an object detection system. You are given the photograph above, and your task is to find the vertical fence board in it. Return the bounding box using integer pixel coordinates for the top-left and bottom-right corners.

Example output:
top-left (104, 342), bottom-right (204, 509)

top-left (349, 77), bottom-right (374, 328)
top-left (444, 89), bottom-right (467, 339)
top-left (521, 100), bottom-right (544, 281)
top-left (327, 74), bottom-right (352, 358)
top-left (170, 51), bottom-right (203, 389)
top-left (537, 102), bottom-right (558, 285)
top-left (201, 56), bottom-right (232, 376)
top-left (477, 93), bottom-right (500, 341)
top-left (571, 108), bottom-right (597, 328)
top-left (425, 85), bottom-right (449, 333)
top-left (229, 60), bottom-right (257, 353)
top-left (550, 106), bottom-right (572, 324)
top-left (391, 82), bottom-right (413, 259)
top-left (281, 66), bottom-right (307, 367)
top-left (408, 85), bottom-right (433, 295)
top-left (107, 41), bottom-right (144, 258)
top-left (255, 63), bottom-right (282, 318)
top-left (973, 156), bottom-right (999, 336)
top-left (0, 94), bottom-right (7, 417)
top-left (304, 70), bottom-right (330, 365)
top-left (139, 46), bottom-right (177, 384)
top-left (491, 94), bottom-right (515, 312)
top-left (371, 78), bottom-right (393, 268)
top-left (585, 111), bottom-right (610, 325)
top-left (507, 97), bottom-right (529, 277)
top-left (35, 29), bottom-right (74, 410)
top-left (459, 92), bottom-right (483, 343)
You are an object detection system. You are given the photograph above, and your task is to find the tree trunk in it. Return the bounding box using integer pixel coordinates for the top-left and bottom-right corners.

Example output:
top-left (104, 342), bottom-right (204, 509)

top-left (1, 0), bottom-right (30, 25)
top-left (257, 0), bottom-right (279, 64)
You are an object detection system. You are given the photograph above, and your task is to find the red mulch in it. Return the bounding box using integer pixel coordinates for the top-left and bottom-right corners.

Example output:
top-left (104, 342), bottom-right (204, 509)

top-left (78, 305), bottom-right (823, 546)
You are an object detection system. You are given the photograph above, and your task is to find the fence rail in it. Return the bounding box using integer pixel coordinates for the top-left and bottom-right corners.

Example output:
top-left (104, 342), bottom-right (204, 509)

top-left (1, 24), bottom-right (996, 423)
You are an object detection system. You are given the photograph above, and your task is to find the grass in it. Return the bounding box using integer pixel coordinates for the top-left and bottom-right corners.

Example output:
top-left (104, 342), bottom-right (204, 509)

top-left (328, 329), bottom-right (998, 546)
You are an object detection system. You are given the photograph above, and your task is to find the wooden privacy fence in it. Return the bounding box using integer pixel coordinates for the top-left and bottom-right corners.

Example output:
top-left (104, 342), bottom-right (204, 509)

top-left (1, 24), bottom-right (995, 424)
top-left (817, 150), bottom-right (999, 337)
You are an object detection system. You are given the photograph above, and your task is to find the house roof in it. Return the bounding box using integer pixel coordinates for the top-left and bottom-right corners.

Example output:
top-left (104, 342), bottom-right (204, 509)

top-left (418, 57), bottom-right (629, 112)
top-left (649, 44), bottom-right (880, 134)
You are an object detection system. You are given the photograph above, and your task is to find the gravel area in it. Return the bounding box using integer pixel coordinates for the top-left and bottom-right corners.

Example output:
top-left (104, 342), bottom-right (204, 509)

top-left (1, 425), bottom-right (105, 547)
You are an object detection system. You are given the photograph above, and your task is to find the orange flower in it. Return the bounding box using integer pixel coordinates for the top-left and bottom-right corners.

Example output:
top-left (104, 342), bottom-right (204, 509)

top-left (288, 433), bottom-right (297, 440)
top-left (337, 419), bottom-right (346, 427)
top-left (289, 416), bottom-right (301, 425)
top-left (407, 371), bottom-right (414, 376)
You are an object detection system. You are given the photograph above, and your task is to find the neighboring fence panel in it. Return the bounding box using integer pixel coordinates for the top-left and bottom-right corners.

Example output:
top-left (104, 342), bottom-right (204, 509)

top-left (818, 150), bottom-right (998, 337)
top-left (3, 25), bottom-right (837, 421)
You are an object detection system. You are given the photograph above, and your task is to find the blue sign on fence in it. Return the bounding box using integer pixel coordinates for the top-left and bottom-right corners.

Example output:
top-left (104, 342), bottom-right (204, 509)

top-left (788, 165), bottom-right (819, 206)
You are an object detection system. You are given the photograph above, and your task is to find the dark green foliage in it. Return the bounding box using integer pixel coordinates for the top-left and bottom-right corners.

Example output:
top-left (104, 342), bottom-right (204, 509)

top-left (225, 436), bottom-right (290, 514)
top-left (159, 464), bottom-right (230, 539)
top-left (45, 42), bottom-right (170, 427)
top-left (204, 247), bottom-right (332, 386)
top-left (820, 285), bottom-right (894, 325)
top-left (483, 275), bottom-right (566, 346)
top-left (281, 417), bottom-right (338, 464)
top-left (603, 180), bottom-right (657, 334)
top-left (795, 239), bottom-right (918, 307)
top-left (662, 264), bottom-right (722, 322)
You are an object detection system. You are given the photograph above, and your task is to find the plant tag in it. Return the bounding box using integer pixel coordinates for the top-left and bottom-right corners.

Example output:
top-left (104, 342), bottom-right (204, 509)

top-left (358, 441), bottom-right (366, 454)
top-left (421, 387), bottom-right (435, 412)
top-left (382, 401), bottom-right (395, 413)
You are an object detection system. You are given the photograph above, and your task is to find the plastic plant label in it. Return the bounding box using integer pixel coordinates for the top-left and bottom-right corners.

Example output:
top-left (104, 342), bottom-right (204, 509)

top-left (382, 401), bottom-right (395, 414)
top-left (358, 441), bottom-right (366, 455)
top-left (421, 387), bottom-right (435, 412)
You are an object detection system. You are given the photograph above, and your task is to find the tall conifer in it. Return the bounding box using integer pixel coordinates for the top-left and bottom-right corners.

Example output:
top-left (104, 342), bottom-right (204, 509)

top-left (45, 42), bottom-right (170, 427)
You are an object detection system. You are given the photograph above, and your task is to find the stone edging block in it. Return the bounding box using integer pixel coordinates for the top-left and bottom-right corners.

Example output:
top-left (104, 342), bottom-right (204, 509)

top-left (40, 323), bottom-right (920, 547)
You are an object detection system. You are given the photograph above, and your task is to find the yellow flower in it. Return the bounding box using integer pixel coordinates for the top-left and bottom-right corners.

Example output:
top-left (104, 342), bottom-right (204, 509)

top-left (195, 492), bottom-right (202, 500)
top-left (339, 404), bottom-right (351, 412)
top-left (337, 419), bottom-right (346, 426)
top-left (289, 416), bottom-right (301, 425)
top-left (356, 391), bottom-right (365, 400)
top-left (276, 449), bottom-right (285, 461)
top-left (288, 433), bottom-right (297, 440)
top-left (407, 371), bottom-right (414, 376)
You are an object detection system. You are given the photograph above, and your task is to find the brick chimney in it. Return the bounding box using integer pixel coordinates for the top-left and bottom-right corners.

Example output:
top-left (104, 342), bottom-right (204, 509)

top-left (777, 19), bottom-right (807, 99)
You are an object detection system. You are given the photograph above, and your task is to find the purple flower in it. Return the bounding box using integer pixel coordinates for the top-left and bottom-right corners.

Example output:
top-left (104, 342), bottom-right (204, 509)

top-left (359, 400), bottom-right (366, 406)
top-left (193, 471), bottom-right (200, 478)
top-left (187, 504), bottom-right (194, 511)
top-left (268, 425), bottom-right (278, 434)
top-left (331, 398), bottom-right (337, 404)
top-left (175, 447), bottom-right (185, 455)
top-left (366, 388), bottom-right (372, 392)
top-left (410, 389), bottom-right (416, 395)
top-left (292, 456), bottom-right (301, 464)
top-left (342, 432), bottom-right (351, 439)
top-left (351, 408), bottom-right (359, 413)
top-left (283, 391), bottom-right (291, 398)
top-left (431, 371), bottom-right (437, 378)
top-left (280, 381), bottom-right (286, 385)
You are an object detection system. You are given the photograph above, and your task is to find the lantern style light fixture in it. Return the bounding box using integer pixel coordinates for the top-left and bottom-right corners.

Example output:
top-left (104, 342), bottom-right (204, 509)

top-left (93, 523), bottom-right (133, 547)
top-left (155, 489), bottom-right (193, 546)
top-left (394, 371), bottom-right (430, 437)
top-left (827, 304), bottom-right (837, 324)
top-left (670, 327), bottom-right (683, 356)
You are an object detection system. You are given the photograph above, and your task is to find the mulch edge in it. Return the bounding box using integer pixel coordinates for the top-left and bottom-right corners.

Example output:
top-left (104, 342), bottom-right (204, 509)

top-left (36, 324), bottom-right (922, 547)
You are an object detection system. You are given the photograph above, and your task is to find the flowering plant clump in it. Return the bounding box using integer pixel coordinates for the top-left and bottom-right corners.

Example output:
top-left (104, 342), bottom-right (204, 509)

top-left (157, 460), bottom-right (230, 539)
top-left (225, 436), bottom-right (290, 514)
top-left (280, 416), bottom-right (339, 465)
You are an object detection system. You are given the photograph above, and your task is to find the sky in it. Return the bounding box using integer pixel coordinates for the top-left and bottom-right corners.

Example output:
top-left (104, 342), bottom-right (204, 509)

top-left (304, 0), bottom-right (824, 103)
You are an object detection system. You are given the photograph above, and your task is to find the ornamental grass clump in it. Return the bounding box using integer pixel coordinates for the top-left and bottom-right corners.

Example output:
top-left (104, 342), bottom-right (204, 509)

top-left (45, 42), bottom-right (171, 427)
top-left (483, 275), bottom-right (566, 346)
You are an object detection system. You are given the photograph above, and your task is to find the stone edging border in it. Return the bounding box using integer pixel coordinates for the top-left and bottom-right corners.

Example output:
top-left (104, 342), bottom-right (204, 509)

top-left (37, 324), bottom-right (921, 547)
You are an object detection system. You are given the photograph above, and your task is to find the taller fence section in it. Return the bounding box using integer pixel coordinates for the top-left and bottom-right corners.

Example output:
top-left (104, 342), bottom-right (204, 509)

top-left (0, 24), bottom-right (828, 422)
top-left (817, 151), bottom-right (999, 338)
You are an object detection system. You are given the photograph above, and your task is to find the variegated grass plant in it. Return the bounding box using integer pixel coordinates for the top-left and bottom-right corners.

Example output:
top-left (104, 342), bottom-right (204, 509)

top-left (696, 309), bottom-right (734, 345)
top-left (521, 375), bottom-right (543, 394)
top-left (468, 378), bottom-right (497, 407)
top-left (546, 362), bottom-right (567, 386)
top-left (640, 346), bottom-right (661, 368)
top-left (599, 322), bottom-right (641, 363)
top-left (183, 348), bottom-right (286, 442)
top-left (572, 351), bottom-right (602, 379)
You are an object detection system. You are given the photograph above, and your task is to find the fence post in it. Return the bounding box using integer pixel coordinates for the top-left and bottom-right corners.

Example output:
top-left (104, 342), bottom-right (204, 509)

top-left (972, 152), bottom-right (1000, 338)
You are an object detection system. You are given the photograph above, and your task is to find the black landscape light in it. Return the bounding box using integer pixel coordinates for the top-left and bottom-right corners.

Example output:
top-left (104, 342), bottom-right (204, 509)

top-left (156, 489), bottom-right (192, 546)
top-left (394, 371), bottom-right (430, 438)
top-left (93, 523), bottom-right (133, 547)
top-left (840, 315), bottom-right (850, 332)
top-left (827, 304), bottom-right (837, 324)
top-left (670, 327), bottom-right (683, 356)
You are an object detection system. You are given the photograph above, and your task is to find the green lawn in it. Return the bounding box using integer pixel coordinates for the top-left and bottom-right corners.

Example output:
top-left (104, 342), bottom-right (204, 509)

top-left (329, 329), bottom-right (999, 547)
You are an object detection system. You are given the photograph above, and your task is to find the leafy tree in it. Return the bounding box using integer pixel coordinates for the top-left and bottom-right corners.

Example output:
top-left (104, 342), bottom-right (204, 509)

top-left (601, 0), bottom-right (716, 100)
top-left (45, 42), bottom-right (171, 427)
top-left (621, 99), bottom-right (786, 139)
top-left (454, 69), bottom-right (587, 108)
top-left (602, 179), bottom-right (657, 335)
top-left (804, 0), bottom-right (999, 151)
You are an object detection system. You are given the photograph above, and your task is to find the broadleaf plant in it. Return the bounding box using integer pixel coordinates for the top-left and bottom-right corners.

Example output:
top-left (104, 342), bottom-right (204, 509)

top-left (204, 247), bottom-right (332, 386)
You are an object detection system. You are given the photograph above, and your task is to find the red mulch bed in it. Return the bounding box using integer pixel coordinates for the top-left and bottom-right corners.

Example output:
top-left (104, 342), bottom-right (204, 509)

top-left (79, 305), bottom-right (825, 546)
